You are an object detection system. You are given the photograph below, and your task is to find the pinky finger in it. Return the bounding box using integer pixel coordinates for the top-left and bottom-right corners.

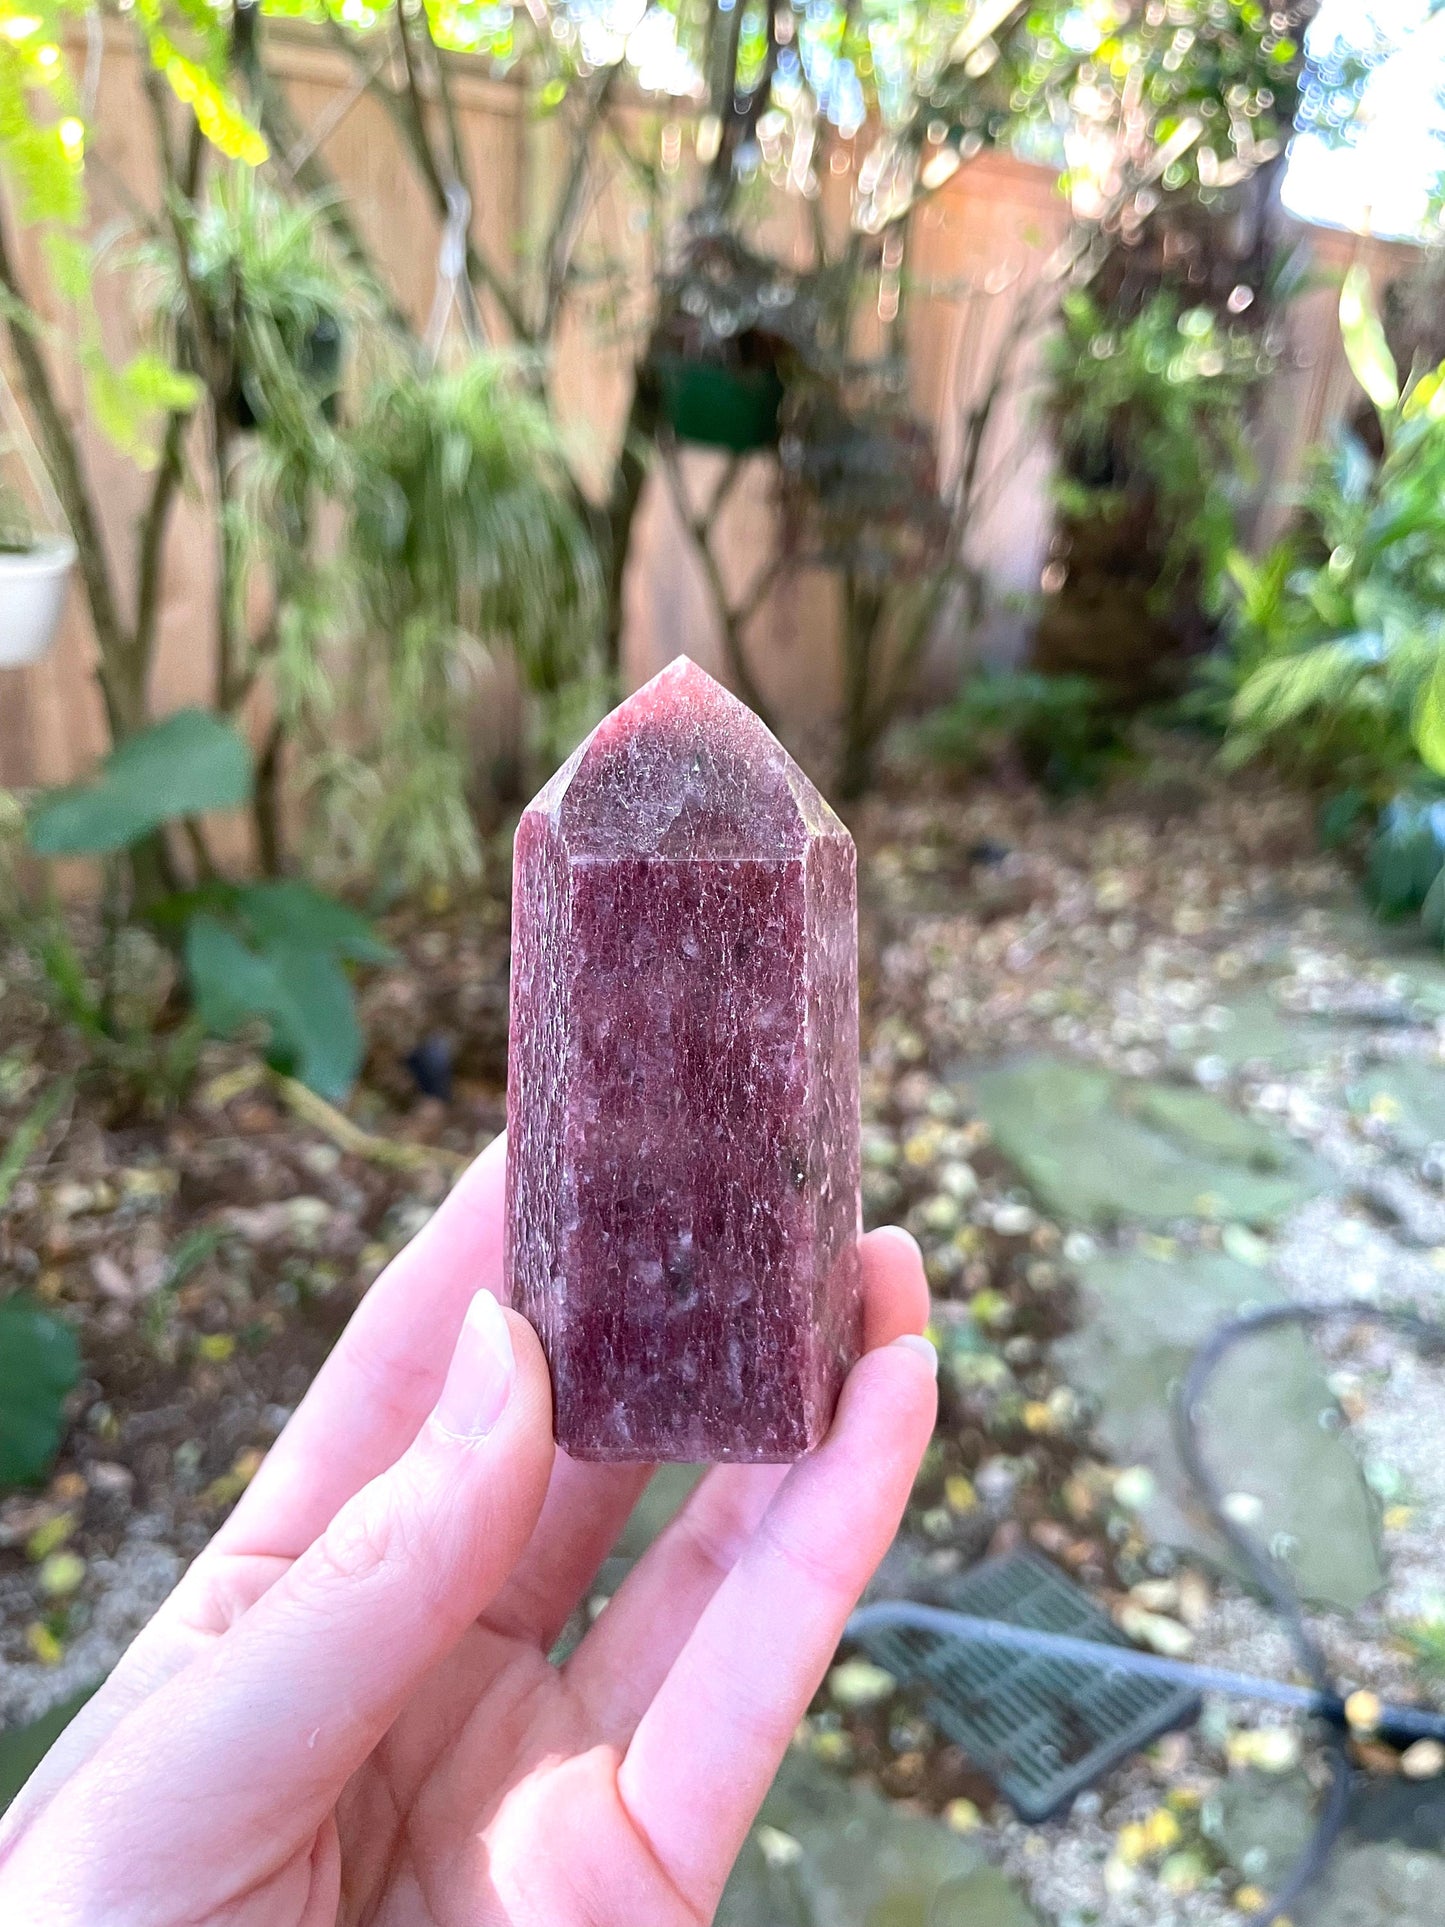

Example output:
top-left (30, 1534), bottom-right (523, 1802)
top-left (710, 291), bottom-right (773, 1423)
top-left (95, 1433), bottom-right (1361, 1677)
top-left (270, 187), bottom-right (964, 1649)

top-left (614, 1332), bottom-right (937, 1918)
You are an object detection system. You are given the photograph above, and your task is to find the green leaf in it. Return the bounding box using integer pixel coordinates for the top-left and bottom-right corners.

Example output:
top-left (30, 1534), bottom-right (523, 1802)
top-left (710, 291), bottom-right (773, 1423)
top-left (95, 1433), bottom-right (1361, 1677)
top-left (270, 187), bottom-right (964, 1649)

top-left (1422, 866), bottom-right (1445, 946)
top-left (185, 916), bottom-right (364, 1103)
top-left (0, 1296), bottom-right (80, 1487)
top-left (232, 882), bottom-right (394, 966)
top-left (0, 1687), bottom-right (98, 1816)
top-left (185, 915), bottom-right (281, 1039)
top-left (28, 711), bottom-right (253, 856)
top-left (1319, 788), bottom-right (1369, 848)
top-left (1367, 797), bottom-right (1445, 918)
top-left (267, 943), bottom-right (364, 1101)
top-left (1416, 656), bottom-right (1445, 776)
top-left (1340, 266), bottom-right (1399, 413)
top-left (82, 350), bottom-right (201, 469)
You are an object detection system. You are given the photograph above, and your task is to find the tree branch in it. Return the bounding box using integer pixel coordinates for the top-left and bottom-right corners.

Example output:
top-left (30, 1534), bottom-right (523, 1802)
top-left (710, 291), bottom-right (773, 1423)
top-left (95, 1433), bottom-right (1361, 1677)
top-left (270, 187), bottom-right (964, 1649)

top-left (0, 201), bottom-right (129, 725)
top-left (657, 436), bottom-right (777, 726)
top-left (414, 3), bottom-right (485, 341)
top-left (324, 11), bottom-right (530, 341)
top-left (539, 65), bottom-right (618, 340)
top-left (133, 407), bottom-right (189, 660)
top-left (132, 113), bottom-right (206, 668)
top-left (141, 62), bottom-right (225, 396)
top-left (250, 53), bottom-right (415, 339)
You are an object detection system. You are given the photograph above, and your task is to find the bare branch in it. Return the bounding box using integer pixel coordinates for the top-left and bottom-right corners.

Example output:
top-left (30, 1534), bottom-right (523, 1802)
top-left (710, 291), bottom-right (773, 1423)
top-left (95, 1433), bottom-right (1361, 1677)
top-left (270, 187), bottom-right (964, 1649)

top-left (133, 408), bottom-right (189, 660)
top-left (249, 53), bottom-right (415, 338)
top-left (540, 65), bottom-right (618, 339)
top-left (324, 9), bottom-right (530, 341)
top-left (0, 200), bottom-right (128, 723)
top-left (657, 437), bottom-right (777, 726)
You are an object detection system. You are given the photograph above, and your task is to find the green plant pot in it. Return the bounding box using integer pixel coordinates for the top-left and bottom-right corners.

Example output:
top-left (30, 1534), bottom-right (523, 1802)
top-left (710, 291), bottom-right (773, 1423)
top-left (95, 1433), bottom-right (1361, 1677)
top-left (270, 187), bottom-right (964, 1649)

top-left (655, 356), bottom-right (783, 453)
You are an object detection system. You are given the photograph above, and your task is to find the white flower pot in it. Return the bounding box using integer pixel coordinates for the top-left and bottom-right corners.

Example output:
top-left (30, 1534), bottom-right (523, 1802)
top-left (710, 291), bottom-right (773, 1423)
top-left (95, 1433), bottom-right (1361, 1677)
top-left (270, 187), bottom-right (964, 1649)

top-left (0, 535), bottom-right (76, 668)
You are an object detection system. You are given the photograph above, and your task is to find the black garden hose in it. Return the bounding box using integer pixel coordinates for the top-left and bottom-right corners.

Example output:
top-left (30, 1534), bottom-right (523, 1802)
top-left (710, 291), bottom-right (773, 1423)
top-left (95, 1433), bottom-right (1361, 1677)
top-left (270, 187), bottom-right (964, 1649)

top-left (847, 1298), bottom-right (1445, 1927)
top-left (1172, 1299), bottom-right (1445, 1926)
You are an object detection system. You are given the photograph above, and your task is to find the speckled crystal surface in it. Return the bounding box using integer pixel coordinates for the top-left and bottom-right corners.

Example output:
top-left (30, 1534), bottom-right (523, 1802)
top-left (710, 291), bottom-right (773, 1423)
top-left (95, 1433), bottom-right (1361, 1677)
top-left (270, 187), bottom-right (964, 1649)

top-left (504, 656), bottom-right (862, 1462)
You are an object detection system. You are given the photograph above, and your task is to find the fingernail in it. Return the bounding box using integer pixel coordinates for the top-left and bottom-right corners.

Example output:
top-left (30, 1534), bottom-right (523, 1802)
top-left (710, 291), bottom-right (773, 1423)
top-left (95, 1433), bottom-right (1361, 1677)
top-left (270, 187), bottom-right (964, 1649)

top-left (434, 1290), bottom-right (515, 1441)
top-left (891, 1332), bottom-right (939, 1376)
top-left (874, 1224), bottom-right (923, 1262)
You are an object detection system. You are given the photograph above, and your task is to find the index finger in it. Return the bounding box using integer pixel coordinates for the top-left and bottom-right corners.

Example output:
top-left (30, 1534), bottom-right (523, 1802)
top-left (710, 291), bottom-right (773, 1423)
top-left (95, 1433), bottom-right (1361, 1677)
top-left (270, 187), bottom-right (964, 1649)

top-left (615, 1330), bottom-right (938, 1917)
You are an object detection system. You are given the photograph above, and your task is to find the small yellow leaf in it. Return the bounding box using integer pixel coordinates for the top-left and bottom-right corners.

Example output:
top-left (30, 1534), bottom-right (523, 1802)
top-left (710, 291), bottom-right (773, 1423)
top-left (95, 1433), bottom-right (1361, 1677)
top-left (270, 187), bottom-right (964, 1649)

top-left (944, 1797), bottom-right (983, 1832)
top-left (25, 1621), bottom-right (64, 1665)
top-left (38, 1550), bottom-right (85, 1598)
top-left (25, 1511), bottom-right (76, 1563)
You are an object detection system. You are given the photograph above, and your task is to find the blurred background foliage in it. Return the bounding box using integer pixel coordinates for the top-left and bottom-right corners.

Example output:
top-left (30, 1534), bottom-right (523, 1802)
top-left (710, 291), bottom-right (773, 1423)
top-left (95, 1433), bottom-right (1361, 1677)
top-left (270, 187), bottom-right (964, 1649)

top-left (0, 0), bottom-right (1437, 1106)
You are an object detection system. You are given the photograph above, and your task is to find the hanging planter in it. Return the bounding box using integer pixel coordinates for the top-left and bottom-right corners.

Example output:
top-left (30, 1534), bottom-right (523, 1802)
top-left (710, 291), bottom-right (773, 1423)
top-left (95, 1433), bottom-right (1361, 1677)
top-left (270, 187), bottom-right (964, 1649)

top-left (0, 532), bottom-right (77, 669)
top-left (654, 352), bottom-right (784, 454)
top-left (650, 222), bottom-right (831, 455)
top-left (0, 380), bottom-right (75, 669)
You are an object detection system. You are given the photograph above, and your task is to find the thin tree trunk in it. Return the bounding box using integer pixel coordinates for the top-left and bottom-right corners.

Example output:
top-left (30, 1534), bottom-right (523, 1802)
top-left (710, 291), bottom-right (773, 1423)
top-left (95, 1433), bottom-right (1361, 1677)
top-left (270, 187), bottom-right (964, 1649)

top-left (598, 374), bottom-right (655, 690)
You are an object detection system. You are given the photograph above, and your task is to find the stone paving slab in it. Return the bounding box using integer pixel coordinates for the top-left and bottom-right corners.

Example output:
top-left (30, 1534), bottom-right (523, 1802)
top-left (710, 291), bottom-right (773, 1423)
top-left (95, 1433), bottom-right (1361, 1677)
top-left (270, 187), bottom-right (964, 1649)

top-left (1057, 1251), bottom-right (1383, 1611)
top-left (967, 1059), bottom-right (1328, 1229)
top-left (1208, 1769), bottom-right (1445, 1927)
top-left (718, 1750), bottom-right (1042, 1927)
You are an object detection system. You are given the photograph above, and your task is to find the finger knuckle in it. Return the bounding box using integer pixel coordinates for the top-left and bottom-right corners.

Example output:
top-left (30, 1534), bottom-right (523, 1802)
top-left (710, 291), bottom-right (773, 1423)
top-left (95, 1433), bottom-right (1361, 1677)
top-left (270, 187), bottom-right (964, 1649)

top-left (313, 1482), bottom-right (401, 1590)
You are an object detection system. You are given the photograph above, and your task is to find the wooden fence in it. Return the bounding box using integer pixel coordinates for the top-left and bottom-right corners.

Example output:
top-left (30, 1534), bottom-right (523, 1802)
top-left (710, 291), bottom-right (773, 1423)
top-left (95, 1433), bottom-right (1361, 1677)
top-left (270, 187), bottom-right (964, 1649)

top-left (0, 21), bottom-right (1420, 797)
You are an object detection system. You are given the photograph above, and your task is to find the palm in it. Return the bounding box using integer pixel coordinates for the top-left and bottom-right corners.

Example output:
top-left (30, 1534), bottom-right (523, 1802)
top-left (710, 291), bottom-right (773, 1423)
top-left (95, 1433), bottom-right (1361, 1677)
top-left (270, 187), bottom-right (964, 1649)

top-left (0, 1141), bottom-right (934, 1927)
top-left (344, 1632), bottom-right (689, 1927)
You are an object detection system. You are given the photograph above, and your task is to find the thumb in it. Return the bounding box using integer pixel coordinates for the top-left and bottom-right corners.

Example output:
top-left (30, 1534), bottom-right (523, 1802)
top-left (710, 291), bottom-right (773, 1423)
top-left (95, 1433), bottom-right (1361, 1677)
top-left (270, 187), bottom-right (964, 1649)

top-left (68, 1292), bottom-right (554, 1870)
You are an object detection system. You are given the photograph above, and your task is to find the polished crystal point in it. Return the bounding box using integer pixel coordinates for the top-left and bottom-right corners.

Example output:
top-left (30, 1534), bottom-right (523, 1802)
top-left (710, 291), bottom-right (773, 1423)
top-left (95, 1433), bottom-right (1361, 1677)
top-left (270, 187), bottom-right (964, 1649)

top-left (505, 656), bottom-right (862, 1462)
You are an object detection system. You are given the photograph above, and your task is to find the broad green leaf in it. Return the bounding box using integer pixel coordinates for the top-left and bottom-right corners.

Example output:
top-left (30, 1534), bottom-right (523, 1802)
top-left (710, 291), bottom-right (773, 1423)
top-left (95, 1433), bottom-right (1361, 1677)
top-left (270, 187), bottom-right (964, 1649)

top-left (0, 1688), bottom-right (98, 1816)
top-left (233, 882), bottom-right (395, 966)
top-left (82, 349), bottom-right (201, 468)
top-left (0, 1295), bottom-right (80, 1487)
top-left (1340, 266), bottom-right (1399, 413)
top-left (28, 711), bottom-right (253, 856)
top-left (185, 916), bottom-right (364, 1102)
top-left (1416, 656), bottom-right (1445, 776)
top-left (1367, 796), bottom-right (1445, 918)
top-left (267, 943), bottom-right (365, 1101)
top-left (1423, 866), bottom-right (1445, 946)
top-left (1319, 788), bottom-right (1368, 848)
top-left (185, 914), bottom-right (284, 1040)
top-left (118, 352), bottom-right (202, 416)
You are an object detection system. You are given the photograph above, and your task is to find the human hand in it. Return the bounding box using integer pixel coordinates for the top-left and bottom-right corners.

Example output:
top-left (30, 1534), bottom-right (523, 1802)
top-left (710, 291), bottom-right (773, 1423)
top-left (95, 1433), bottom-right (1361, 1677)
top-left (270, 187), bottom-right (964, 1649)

top-left (0, 1134), bottom-right (936, 1926)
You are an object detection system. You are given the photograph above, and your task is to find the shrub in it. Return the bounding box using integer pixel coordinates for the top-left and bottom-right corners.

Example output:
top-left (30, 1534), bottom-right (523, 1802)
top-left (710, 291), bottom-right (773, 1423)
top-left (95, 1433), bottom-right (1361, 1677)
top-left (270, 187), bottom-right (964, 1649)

top-left (1222, 269), bottom-right (1445, 801)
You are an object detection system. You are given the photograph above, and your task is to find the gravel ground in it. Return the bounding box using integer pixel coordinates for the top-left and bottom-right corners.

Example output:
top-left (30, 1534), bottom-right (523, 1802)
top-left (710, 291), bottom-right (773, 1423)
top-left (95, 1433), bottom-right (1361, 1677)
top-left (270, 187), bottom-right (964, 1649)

top-left (843, 758), bottom-right (1445, 1922)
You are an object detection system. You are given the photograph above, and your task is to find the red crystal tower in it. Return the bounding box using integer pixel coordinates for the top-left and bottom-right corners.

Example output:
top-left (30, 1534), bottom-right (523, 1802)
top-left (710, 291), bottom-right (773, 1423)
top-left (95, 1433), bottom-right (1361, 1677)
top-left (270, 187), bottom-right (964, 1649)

top-left (505, 656), bottom-right (862, 1462)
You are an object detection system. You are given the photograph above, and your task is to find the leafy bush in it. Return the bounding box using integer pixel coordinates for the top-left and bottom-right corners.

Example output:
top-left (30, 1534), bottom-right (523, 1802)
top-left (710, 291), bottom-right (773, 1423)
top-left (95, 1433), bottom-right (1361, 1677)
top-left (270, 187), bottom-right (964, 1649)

top-left (921, 669), bottom-right (1126, 795)
top-left (12, 713), bottom-right (389, 1103)
top-left (28, 711), bottom-right (252, 858)
top-left (138, 166), bottom-right (346, 437)
top-left (244, 341), bottom-right (602, 893)
top-left (1046, 290), bottom-right (1263, 619)
top-left (331, 358), bottom-right (599, 888)
top-left (1222, 269), bottom-right (1445, 799)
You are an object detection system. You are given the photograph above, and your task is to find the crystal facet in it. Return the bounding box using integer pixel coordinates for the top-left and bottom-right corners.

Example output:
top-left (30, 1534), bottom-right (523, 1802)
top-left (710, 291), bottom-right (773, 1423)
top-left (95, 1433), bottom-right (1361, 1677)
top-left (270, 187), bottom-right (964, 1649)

top-left (504, 656), bottom-right (862, 1462)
